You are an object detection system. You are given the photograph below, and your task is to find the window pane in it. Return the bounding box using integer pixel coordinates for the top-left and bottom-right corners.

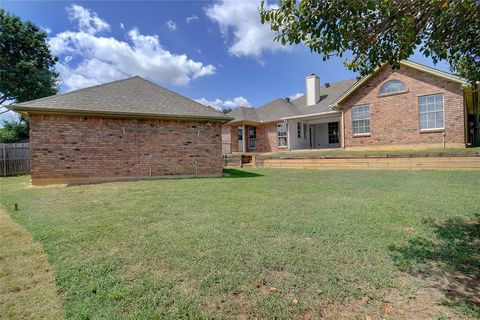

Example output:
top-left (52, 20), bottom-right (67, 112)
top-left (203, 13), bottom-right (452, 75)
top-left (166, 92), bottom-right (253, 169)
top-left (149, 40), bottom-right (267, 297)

top-left (437, 119), bottom-right (444, 129)
top-left (418, 94), bottom-right (444, 130)
top-left (379, 80), bottom-right (407, 95)
top-left (277, 123), bottom-right (288, 146)
top-left (352, 105), bottom-right (370, 135)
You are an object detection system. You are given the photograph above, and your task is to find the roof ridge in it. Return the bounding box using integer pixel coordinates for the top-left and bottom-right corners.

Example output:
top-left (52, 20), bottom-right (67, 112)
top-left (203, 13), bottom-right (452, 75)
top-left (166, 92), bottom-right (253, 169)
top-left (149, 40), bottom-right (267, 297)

top-left (16, 76), bottom-right (141, 106)
top-left (137, 77), bottom-right (225, 116)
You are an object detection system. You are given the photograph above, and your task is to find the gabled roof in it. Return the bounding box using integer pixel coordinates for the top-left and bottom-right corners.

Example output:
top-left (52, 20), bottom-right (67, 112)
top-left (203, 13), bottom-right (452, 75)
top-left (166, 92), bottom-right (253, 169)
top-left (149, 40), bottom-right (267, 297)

top-left (10, 76), bottom-right (232, 122)
top-left (331, 60), bottom-right (470, 108)
top-left (226, 79), bottom-right (358, 124)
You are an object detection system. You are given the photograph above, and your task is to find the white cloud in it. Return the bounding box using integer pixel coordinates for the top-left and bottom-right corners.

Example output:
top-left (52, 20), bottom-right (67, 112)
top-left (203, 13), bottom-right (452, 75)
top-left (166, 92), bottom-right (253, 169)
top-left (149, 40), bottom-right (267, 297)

top-left (49, 5), bottom-right (215, 91)
top-left (289, 93), bottom-right (303, 100)
top-left (195, 96), bottom-right (252, 111)
top-left (166, 20), bottom-right (177, 31)
top-left (66, 4), bottom-right (110, 34)
top-left (205, 0), bottom-right (289, 60)
top-left (0, 110), bottom-right (19, 124)
top-left (186, 15), bottom-right (199, 24)
top-left (120, 23), bottom-right (125, 30)
top-left (41, 26), bottom-right (52, 34)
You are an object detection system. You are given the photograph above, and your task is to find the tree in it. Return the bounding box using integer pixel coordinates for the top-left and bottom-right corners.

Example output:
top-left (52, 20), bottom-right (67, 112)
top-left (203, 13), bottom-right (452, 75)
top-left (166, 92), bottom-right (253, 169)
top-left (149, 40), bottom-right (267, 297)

top-left (0, 8), bottom-right (59, 133)
top-left (0, 8), bottom-right (59, 104)
top-left (260, 0), bottom-right (480, 83)
top-left (0, 118), bottom-right (29, 143)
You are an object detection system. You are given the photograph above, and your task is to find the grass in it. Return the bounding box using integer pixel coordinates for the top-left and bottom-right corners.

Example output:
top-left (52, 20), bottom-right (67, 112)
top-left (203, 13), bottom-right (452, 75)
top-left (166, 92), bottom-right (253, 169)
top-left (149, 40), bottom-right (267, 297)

top-left (0, 169), bottom-right (479, 319)
top-left (0, 206), bottom-right (64, 320)
top-left (246, 146), bottom-right (480, 158)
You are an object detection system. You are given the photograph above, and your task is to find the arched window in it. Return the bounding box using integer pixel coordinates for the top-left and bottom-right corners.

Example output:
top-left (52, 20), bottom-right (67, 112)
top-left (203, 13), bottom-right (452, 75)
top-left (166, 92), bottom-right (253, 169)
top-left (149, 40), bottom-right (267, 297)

top-left (379, 80), bottom-right (407, 95)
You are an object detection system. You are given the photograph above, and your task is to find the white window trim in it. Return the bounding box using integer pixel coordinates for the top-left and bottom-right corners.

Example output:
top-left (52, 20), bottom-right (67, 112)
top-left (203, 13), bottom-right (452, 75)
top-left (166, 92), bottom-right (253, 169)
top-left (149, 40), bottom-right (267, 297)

top-left (418, 93), bottom-right (445, 132)
top-left (352, 104), bottom-right (371, 136)
top-left (277, 122), bottom-right (288, 148)
top-left (248, 126), bottom-right (257, 149)
top-left (378, 80), bottom-right (408, 96)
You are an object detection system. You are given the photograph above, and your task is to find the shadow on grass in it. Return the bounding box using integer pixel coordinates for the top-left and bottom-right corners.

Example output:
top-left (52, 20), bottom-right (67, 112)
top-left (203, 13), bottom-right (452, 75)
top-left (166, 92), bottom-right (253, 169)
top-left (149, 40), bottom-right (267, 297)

top-left (390, 213), bottom-right (480, 316)
top-left (223, 168), bottom-right (264, 178)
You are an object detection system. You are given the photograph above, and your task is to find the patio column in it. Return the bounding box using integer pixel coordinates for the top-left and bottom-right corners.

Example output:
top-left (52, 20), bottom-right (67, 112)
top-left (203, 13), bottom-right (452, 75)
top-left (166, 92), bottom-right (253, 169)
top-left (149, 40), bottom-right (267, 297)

top-left (341, 111), bottom-right (346, 149)
top-left (286, 120), bottom-right (291, 151)
top-left (242, 124), bottom-right (246, 153)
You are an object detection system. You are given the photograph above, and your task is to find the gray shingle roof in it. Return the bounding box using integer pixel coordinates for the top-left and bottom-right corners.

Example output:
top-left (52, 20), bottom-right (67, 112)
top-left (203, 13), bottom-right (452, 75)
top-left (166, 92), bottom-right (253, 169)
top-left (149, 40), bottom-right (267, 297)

top-left (11, 76), bottom-right (231, 122)
top-left (226, 78), bottom-right (358, 123)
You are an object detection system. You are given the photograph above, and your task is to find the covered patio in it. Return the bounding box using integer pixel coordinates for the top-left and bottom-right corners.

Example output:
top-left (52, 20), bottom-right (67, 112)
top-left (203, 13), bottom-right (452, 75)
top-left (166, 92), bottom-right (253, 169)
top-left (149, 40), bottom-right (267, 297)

top-left (283, 111), bottom-right (343, 150)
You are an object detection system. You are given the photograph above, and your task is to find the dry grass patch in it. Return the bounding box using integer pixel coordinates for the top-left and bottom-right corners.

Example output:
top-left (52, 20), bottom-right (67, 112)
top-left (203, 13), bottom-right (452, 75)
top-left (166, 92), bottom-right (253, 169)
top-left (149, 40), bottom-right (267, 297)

top-left (0, 206), bottom-right (65, 320)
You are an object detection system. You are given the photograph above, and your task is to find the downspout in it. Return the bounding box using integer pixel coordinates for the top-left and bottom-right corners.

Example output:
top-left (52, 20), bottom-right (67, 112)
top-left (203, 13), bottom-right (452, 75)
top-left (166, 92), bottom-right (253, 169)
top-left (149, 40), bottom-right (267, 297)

top-left (341, 111), bottom-right (346, 149)
top-left (463, 87), bottom-right (468, 146)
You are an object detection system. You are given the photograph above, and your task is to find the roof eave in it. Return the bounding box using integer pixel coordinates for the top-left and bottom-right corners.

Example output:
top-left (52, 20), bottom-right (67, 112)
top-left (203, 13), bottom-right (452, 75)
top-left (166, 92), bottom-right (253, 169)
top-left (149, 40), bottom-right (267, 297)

top-left (281, 110), bottom-right (340, 120)
top-left (9, 106), bottom-right (233, 123)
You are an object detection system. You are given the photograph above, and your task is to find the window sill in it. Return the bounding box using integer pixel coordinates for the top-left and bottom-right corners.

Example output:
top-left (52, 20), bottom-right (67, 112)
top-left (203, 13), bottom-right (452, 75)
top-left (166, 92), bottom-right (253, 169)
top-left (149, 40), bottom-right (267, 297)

top-left (353, 133), bottom-right (371, 137)
top-left (277, 146), bottom-right (288, 148)
top-left (420, 128), bottom-right (445, 133)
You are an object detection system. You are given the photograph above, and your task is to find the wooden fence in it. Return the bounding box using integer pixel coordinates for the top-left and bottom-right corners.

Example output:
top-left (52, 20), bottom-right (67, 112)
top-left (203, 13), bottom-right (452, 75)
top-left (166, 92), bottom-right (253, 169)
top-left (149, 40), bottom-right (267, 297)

top-left (0, 143), bottom-right (30, 177)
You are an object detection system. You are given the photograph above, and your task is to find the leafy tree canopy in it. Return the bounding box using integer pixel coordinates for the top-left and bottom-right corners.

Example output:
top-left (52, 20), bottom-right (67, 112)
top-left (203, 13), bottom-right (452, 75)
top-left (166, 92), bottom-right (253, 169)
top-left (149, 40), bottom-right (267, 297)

top-left (260, 0), bottom-right (480, 83)
top-left (0, 118), bottom-right (29, 143)
top-left (0, 8), bottom-right (59, 142)
top-left (0, 8), bottom-right (59, 106)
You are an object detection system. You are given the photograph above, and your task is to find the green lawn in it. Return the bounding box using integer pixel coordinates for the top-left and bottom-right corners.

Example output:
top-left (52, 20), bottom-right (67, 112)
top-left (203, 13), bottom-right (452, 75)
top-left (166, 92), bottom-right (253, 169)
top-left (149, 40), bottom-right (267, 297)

top-left (0, 169), bottom-right (479, 319)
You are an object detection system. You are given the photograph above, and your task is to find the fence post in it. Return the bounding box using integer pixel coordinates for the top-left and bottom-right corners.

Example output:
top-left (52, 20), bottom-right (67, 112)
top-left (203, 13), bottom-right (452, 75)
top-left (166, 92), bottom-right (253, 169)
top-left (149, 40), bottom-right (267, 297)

top-left (2, 145), bottom-right (6, 178)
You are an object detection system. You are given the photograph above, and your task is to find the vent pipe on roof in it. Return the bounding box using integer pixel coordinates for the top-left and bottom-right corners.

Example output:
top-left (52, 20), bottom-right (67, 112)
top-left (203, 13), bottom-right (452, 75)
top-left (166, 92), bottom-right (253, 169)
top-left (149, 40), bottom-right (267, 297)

top-left (306, 74), bottom-right (320, 106)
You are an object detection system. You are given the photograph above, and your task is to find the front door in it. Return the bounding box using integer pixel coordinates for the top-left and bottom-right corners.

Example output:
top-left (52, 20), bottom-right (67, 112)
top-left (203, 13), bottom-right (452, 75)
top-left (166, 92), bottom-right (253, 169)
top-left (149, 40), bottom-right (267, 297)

top-left (237, 127), bottom-right (244, 152)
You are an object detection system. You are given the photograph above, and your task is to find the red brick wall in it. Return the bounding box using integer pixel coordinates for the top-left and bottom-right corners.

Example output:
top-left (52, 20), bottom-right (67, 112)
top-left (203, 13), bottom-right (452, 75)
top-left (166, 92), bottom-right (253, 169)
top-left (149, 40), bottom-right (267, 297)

top-left (221, 123), bottom-right (286, 153)
top-left (341, 66), bottom-right (466, 148)
top-left (30, 114), bottom-right (223, 183)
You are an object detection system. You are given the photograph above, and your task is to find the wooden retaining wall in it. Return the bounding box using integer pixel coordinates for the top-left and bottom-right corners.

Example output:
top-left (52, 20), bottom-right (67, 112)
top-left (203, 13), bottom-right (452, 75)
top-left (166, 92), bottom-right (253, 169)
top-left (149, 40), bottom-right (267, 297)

top-left (254, 156), bottom-right (480, 170)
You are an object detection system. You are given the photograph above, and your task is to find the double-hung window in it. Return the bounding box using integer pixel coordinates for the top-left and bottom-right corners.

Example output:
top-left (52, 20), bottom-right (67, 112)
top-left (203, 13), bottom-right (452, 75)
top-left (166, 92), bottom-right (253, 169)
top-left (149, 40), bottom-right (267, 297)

top-left (419, 94), bottom-right (444, 130)
top-left (248, 126), bottom-right (256, 149)
top-left (277, 123), bottom-right (288, 147)
top-left (352, 104), bottom-right (370, 135)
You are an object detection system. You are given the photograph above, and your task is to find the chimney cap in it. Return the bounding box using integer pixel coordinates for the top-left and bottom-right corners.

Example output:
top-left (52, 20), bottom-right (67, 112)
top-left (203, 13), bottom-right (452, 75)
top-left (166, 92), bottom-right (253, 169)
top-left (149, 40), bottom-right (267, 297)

top-left (325, 82), bottom-right (330, 87)
top-left (285, 97), bottom-right (290, 102)
top-left (309, 73), bottom-right (317, 76)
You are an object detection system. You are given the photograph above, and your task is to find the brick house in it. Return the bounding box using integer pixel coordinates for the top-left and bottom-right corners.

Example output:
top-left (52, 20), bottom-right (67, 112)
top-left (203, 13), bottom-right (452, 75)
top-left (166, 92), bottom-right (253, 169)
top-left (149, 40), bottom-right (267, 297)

top-left (10, 76), bottom-right (232, 185)
top-left (222, 61), bottom-right (478, 153)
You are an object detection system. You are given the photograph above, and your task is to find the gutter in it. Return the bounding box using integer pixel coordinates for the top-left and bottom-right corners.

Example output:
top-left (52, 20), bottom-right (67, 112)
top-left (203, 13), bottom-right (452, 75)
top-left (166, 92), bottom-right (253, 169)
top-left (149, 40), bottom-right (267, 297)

top-left (280, 110), bottom-right (340, 120)
top-left (8, 106), bottom-right (234, 123)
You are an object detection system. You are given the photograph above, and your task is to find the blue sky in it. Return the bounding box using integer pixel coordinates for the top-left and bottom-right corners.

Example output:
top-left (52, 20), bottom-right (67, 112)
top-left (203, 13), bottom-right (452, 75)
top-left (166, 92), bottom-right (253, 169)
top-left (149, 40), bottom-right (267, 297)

top-left (1, 0), bottom-right (451, 121)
